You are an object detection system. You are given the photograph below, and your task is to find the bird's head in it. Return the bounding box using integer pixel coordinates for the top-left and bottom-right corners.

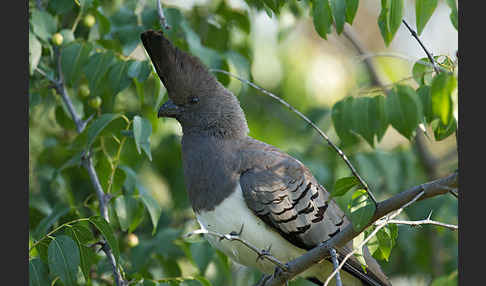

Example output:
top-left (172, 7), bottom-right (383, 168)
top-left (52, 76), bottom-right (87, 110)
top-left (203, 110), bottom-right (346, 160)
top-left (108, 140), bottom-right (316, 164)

top-left (141, 29), bottom-right (248, 138)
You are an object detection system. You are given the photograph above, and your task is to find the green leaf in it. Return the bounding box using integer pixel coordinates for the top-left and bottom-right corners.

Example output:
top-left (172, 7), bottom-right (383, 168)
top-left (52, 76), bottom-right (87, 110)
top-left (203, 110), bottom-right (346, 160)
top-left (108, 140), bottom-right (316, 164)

top-left (30, 10), bottom-right (58, 42)
top-left (378, 0), bottom-right (403, 46)
top-left (376, 224), bottom-right (397, 261)
top-left (388, 0), bottom-right (404, 37)
top-left (94, 9), bottom-right (111, 36)
top-left (347, 189), bottom-right (376, 231)
top-left (372, 95), bottom-right (389, 141)
top-left (432, 116), bottom-right (457, 141)
top-left (190, 241), bottom-right (215, 275)
top-left (61, 41), bottom-right (93, 88)
top-left (415, 0), bottom-right (438, 35)
top-left (83, 113), bottom-right (123, 151)
top-left (128, 61), bottom-right (152, 83)
top-left (47, 235), bottom-right (80, 286)
top-left (47, 0), bottom-right (75, 14)
top-left (138, 184), bottom-right (162, 235)
top-left (32, 204), bottom-right (70, 240)
top-left (64, 225), bottom-right (97, 280)
top-left (96, 155), bottom-right (127, 195)
top-left (29, 31), bottom-right (42, 76)
top-left (89, 216), bottom-right (120, 265)
top-left (83, 51), bottom-right (117, 96)
top-left (417, 85), bottom-right (433, 123)
top-left (431, 73), bottom-right (456, 126)
top-left (351, 97), bottom-right (375, 147)
top-left (59, 29), bottom-right (75, 45)
top-left (445, 0), bottom-right (458, 30)
top-left (386, 85), bottom-right (422, 140)
top-left (332, 97), bottom-right (359, 146)
top-left (29, 258), bottom-right (50, 286)
top-left (133, 115), bottom-right (153, 161)
top-left (345, 0), bottom-right (359, 24)
top-left (312, 0), bottom-right (333, 40)
top-left (332, 176), bottom-right (360, 197)
top-left (430, 270), bottom-right (458, 286)
top-left (114, 195), bottom-right (145, 232)
top-left (330, 0), bottom-right (346, 34)
top-left (412, 57), bottom-right (434, 85)
top-left (107, 59), bottom-right (132, 96)
top-left (378, 1), bottom-right (392, 46)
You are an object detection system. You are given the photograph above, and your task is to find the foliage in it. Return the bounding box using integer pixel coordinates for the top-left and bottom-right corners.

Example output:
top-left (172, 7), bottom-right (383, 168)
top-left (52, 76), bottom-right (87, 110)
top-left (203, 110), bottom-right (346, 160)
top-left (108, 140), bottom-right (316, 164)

top-left (29, 0), bottom-right (458, 285)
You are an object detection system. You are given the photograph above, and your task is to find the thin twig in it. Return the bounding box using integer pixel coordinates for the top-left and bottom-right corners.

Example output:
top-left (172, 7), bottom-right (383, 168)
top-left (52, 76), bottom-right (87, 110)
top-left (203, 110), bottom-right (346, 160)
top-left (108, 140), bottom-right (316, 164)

top-left (401, 19), bottom-right (440, 74)
top-left (185, 228), bottom-right (289, 271)
top-left (209, 68), bottom-right (378, 205)
top-left (329, 248), bottom-right (342, 286)
top-left (389, 219), bottom-right (458, 231)
top-left (157, 0), bottom-right (170, 30)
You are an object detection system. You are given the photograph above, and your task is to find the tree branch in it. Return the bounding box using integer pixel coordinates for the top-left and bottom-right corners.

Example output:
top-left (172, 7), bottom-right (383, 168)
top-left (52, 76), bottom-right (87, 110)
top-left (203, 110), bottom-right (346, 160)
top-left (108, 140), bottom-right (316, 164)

top-left (401, 19), bottom-right (440, 74)
top-left (185, 228), bottom-right (289, 271)
top-left (259, 172), bottom-right (457, 286)
top-left (209, 69), bottom-right (378, 205)
top-left (157, 0), bottom-right (170, 30)
top-left (36, 46), bottom-right (127, 286)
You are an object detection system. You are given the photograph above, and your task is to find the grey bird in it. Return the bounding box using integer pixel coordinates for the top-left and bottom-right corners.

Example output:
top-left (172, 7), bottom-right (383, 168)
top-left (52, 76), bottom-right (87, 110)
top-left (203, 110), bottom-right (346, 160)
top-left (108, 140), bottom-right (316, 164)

top-left (141, 29), bottom-right (392, 286)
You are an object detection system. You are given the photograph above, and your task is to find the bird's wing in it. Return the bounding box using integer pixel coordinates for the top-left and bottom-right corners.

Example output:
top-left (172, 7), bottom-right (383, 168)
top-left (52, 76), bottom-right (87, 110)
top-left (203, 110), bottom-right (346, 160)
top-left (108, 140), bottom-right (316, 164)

top-left (238, 139), bottom-right (391, 286)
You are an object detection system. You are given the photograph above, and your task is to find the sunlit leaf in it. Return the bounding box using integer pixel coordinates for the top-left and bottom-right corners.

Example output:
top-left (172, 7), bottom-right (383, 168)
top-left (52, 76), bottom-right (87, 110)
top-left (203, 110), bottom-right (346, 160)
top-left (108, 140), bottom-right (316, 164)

top-left (416, 0), bottom-right (438, 35)
top-left (312, 0), bottom-right (333, 40)
top-left (431, 72), bottom-right (456, 126)
top-left (347, 189), bottom-right (376, 231)
top-left (133, 115), bottom-right (153, 161)
top-left (332, 176), bottom-right (360, 197)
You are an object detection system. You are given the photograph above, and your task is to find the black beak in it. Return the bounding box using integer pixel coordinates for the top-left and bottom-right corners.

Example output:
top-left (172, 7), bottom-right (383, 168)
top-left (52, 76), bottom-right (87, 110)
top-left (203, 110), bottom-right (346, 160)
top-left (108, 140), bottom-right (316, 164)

top-left (158, 99), bottom-right (181, 118)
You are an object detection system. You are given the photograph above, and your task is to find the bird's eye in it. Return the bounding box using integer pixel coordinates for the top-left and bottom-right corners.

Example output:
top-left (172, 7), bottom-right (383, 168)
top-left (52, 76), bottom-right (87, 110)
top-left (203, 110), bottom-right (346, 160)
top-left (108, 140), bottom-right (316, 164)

top-left (190, 96), bottom-right (199, 104)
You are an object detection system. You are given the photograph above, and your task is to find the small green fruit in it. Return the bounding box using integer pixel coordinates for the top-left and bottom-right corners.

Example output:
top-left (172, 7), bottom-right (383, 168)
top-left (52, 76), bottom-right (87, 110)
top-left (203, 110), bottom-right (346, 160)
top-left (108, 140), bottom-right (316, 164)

top-left (89, 96), bottom-right (102, 109)
top-left (51, 33), bottom-right (64, 46)
top-left (83, 14), bottom-right (96, 28)
top-left (126, 233), bottom-right (139, 247)
top-left (79, 85), bottom-right (90, 97)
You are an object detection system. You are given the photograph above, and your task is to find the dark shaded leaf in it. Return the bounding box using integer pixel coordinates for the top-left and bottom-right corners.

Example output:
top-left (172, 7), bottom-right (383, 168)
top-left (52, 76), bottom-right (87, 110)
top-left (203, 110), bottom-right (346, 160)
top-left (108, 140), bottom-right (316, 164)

top-left (133, 115), bottom-right (153, 161)
top-left (114, 195), bottom-right (145, 232)
top-left (48, 235), bottom-right (80, 286)
top-left (61, 41), bottom-right (93, 88)
top-left (89, 216), bottom-right (120, 265)
top-left (33, 204), bottom-right (70, 240)
top-left (29, 31), bottom-right (42, 76)
top-left (386, 85), bottom-right (422, 140)
top-left (64, 225), bottom-right (97, 280)
top-left (83, 51), bottom-right (117, 96)
top-left (31, 10), bottom-right (58, 42)
top-left (29, 258), bottom-right (50, 286)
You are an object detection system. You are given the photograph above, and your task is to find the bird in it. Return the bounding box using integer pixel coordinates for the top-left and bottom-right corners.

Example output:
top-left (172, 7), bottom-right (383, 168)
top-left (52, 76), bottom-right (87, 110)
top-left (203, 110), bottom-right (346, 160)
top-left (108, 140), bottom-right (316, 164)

top-left (140, 29), bottom-right (391, 286)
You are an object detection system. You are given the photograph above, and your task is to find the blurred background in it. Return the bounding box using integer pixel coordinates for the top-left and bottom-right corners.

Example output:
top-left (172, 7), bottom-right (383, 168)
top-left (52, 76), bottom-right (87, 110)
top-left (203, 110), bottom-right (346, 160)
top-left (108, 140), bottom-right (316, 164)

top-left (29, 0), bottom-right (458, 285)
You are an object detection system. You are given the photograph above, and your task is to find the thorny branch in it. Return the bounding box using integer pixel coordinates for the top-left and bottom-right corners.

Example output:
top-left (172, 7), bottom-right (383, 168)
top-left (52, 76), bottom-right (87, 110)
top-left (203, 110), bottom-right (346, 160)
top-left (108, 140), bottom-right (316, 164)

top-left (184, 227), bottom-right (289, 271)
top-left (35, 46), bottom-right (127, 286)
top-left (257, 172), bottom-right (457, 286)
top-left (209, 68), bottom-right (378, 206)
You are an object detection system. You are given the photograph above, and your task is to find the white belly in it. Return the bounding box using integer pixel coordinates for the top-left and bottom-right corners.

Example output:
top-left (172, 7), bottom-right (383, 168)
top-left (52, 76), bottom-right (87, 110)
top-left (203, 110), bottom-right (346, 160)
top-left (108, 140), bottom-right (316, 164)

top-left (195, 184), bottom-right (363, 285)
